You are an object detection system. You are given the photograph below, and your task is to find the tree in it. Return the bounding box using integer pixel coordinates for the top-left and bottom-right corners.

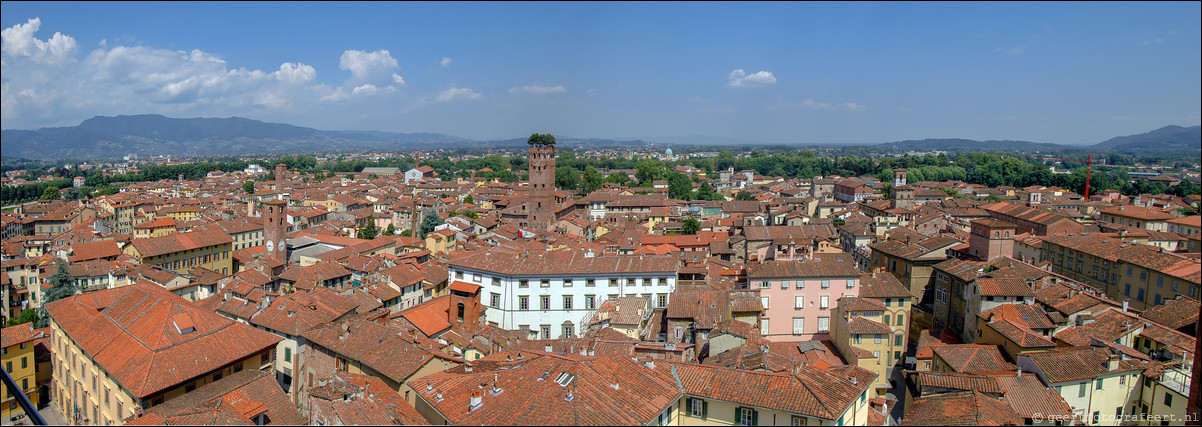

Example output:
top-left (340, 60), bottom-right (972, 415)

top-left (682, 217), bottom-right (701, 235)
top-left (41, 186), bottom-right (61, 200)
top-left (602, 173), bottom-right (630, 186)
top-left (735, 190), bottom-right (754, 201)
top-left (581, 166), bottom-right (603, 194)
top-left (385, 223), bottom-right (397, 236)
top-left (61, 187), bottom-right (83, 202)
top-left (357, 221), bottom-right (378, 240)
top-left (463, 195), bottom-right (475, 205)
top-left (39, 259), bottom-right (78, 327)
top-left (555, 166), bottom-right (580, 191)
top-left (5, 309), bottom-right (38, 327)
top-left (400, 229), bottom-right (413, 237)
top-left (419, 209), bottom-right (443, 237)
top-left (242, 180), bottom-right (255, 194)
top-left (693, 182), bottom-right (723, 201)
top-left (668, 172), bottom-right (693, 200)
top-left (527, 133), bottom-right (557, 146)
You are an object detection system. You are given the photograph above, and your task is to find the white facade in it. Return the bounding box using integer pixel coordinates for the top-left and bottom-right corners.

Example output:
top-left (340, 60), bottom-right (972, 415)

top-left (447, 266), bottom-right (676, 339)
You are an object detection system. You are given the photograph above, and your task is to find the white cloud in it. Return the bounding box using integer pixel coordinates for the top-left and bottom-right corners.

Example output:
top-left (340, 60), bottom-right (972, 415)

top-left (2, 18), bottom-right (77, 64)
top-left (728, 69), bottom-right (776, 87)
top-left (392, 73), bottom-right (405, 85)
top-left (274, 62), bottom-right (316, 84)
top-left (352, 84), bottom-right (380, 96)
top-left (797, 99), bottom-right (866, 111)
top-left (508, 84), bottom-right (567, 95)
top-left (434, 87), bottom-right (482, 103)
top-left (339, 49), bottom-right (400, 83)
top-left (440, 57), bottom-right (452, 67)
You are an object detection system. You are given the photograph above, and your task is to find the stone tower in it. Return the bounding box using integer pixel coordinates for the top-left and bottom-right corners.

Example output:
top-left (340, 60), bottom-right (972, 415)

top-left (892, 168), bottom-right (908, 187)
top-left (263, 199), bottom-right (288, 263)
top-left (526, 134), bottom-right (557, 231)
top-left (967, 218), bottom-right (1015, 261)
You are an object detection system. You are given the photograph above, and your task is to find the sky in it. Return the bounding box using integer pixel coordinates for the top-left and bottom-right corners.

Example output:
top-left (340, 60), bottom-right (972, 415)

top-left (2, 1), bottom-right (1199, 145)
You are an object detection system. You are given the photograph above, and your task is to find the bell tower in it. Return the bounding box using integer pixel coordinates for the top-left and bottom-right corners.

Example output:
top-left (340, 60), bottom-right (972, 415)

top-left (263, 199), bottom-right (288, 263)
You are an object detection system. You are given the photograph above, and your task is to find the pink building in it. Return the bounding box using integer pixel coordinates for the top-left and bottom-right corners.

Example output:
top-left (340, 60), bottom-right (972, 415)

top-left (746, 254), bottom-right (862, 341)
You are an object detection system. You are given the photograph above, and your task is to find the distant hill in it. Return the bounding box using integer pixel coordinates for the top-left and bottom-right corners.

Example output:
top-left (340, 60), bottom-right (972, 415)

top-left (0, 114), bottom-right (472, 160)
top-left (875, 138), bottom-right (1068, 152)
top-left (1093, 125), bottom-right (1201, 152)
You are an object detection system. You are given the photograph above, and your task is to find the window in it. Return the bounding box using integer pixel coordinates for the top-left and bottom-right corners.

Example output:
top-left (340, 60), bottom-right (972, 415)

top-left (1137, 289), bottom-right (1145, 302)
top-left (540, 325), bottom-right (551, 339)
top-left (781, 280), bottom-right (789, 290)
top-left (491, 292), bottom-right (500, 307)
top-left (791, 415), bottom-right (807, 426)
top-left (874, 334), bottom-right (882, 344)
top-left (563, 295), bottom-right (573, 310)
top-left (657, 294), bottom-right (668, 308)
top-left (818, 317), bottom-right (829, 333)
top-left (21, 357), bottom-right (27, 369)
top-left (688, 398), bottom-right (708, 419)
top-left (586, 279), bottom-right (595, 287)
top-left (563, 323), bottom-right (574, 338)
top-left (609, 278), bottom-right (618, 287)
top-left (820, 295), bottom-right (829, 310)
top-left (1164, 392), bottom-right (1172, 407)
top-left (883, 314), bottom-right (891, 325)
top-left (284, 347), bottom-right (292, 363)
top-left (761, 319), bottom-right (770, 335)
top-left (821, 280), bottom-right (830, 289)
top-left (759, 281), bottom-right (771, 289)
top-left (519, 296), bottom-right (529, 310)
top-left (455, 270), bottom-right (464, 280)
top-left (795, 295), bottom-right (805, 309)
top-left (855, 335), bottom-right (863, 345)
top-left (736, 407), bottom-right (758, 426)
top-left (792, 318), bottom-right (805, 335)
top-left (895, 334), bottom-right (904, 346)
top-left (761, 296), bottom-right (770, 310)
top-left (884, 298), bottom-right (892, 307)
top-left (519, 280), bottom-right (529, 288)
top-left (585, 295), bottom-right (596, 310)
top-left (1092, 412), bottom-right (1099, 424)
top-left (564, 279), bottom-right (573, 287)
top-left (846, 279), bottom-right (855, 289)
top-left (1096, 378), bottom-right (1103, 390)
top-left (796, 280), bottom-right (804, 289)
top-left (540, 279), bottom-right (550, 288)
top-left (540, 295), bottom-right (551, 310)
top-left (873, 350), bottom-right (881, 360)
top-left (1079, 383), bottom-right (1087, 398)
top-left (897, 314), bottom-right (905, 326)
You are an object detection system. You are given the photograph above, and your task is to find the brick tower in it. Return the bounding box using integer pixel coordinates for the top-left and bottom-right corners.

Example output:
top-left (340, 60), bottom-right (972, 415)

top-left (263, 199), bottom-right (288, 263)
top-left (526, 134), bottom-right (557, 231)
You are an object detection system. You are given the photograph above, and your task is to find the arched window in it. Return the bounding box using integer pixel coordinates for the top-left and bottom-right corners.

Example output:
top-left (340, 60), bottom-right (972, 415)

top-left (457, 303), bottom-right (465, 321)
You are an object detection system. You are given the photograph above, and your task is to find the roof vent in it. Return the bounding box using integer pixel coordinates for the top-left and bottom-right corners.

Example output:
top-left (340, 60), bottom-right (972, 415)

top-left (469, 390), bottom-right (483, 411)
top-left (564, 391), bottom-right (575, 403)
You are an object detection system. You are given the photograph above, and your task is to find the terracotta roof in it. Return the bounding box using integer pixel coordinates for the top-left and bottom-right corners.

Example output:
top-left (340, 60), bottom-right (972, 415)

top-left (449, 250), bottom-right (676, 276)
top-left (911, 371), bottom-right (1003, 394)
top-left (129, 228), bottom-right (232, 258)
top-left (308, 371), bottom-right (428, 426)
top-left (0, 323), bottom-right (42, 349)
top-left (44, 282), bottom-right (281, 399)
top-left (746, 255), bottom-right (860, 279)
top-left (1021, 346), bottom-right (1148, 384)
top-left (992, 374), bottom-right (1075, 420)
top-left (932, 344), bottom-right (1016, 373)
top-left (1100, 205), bottom-right (1175, 221)
top-left (901, 391), bottom-right (1022, 426)
top-left (303, 318), bottom-right (459, 383)
top-left (857, 271), bottom-right (911, 298)
top-left (984, 319), bottom-right (1056, 348)
top-left (68, 239), bottom-right (122, 262)
top-left (126, 370), bottom-right (304, 426)
top-left (975, 278), bottom-right (1036, 297)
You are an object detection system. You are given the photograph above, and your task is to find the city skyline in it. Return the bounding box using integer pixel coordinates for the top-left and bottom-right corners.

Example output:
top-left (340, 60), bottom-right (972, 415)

top-left (2, 1), bottom-right (1199, 145)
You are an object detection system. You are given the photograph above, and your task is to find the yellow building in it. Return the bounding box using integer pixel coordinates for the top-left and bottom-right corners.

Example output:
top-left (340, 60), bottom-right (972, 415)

top-left (131, 217), bottom-right (177, 239)
top-left (123, 228), bottom-right (234, 275)
top-left (830, 296), bottom-right (905, 397)
top-left (1, 324), bottom-right (43, 421)
top-left (45, 282), bottom-right (281, 425)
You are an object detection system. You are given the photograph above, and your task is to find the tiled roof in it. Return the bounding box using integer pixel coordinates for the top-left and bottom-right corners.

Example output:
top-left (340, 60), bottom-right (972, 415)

top-left (857, 271), bottom-right (910, 298)
top-left (126, 370), bottom-right (304, 426)
top-left (303, 318), bottom-right (459, 383)
top-left (912, 371), bottom-right (1003, 394)
top-left (44, 282), bottom-right (281, 398)
top-left (746, 255), bottom-right (860, 279)
top-left (1100, 205), bottom-right (1175, 221)
top-left (308, 371), bottom-right (428, 426)
top-left (675, 362), bottom-right (875, 420)
top-left (984, 319), bottom-right (1056, 348)
top-left (981, 202), bottom-right (1077, 228)
top-left (0, 323), bottom-right (42, 349)
top-left (68, 239), bottom-right (122, 262)
top-left (449, 250), bottom-right (676, 276)
top-left (249, 288), bottom-right (358, 336)
top-left (975, 278), bottom-right (1036, 297)
top-left (1022, 346), bottom-right (1148, 384)
top-left (901, 391), bottom-right (1022, 426)
top-left (932, 344), bottom-right (1017, 373)
top-left (414, 352), bottom-right (679, 426)
top-left (915, 329), bottom-right (961, 360)
top-left (991, 374), bottom-right (1076, 420)
top-left (129, 228), bottom-right (232, 258)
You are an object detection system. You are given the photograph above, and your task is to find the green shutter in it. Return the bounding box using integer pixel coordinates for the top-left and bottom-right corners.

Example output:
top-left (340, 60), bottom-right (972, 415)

top-left (701, 399), bottom-right (708, 420)
top-left (751, 408), bottom-right (758, 426)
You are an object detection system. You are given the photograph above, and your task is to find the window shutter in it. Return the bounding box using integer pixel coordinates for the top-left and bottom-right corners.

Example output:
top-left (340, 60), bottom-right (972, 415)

top-left (701, 399), bottom-right (708, 420)
top-left (751, 408), bottom-right (758, 426)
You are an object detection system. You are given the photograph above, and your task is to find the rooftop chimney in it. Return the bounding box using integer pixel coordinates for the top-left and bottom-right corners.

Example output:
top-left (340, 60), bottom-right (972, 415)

top-left (469, 390), bottom-right (483, 411)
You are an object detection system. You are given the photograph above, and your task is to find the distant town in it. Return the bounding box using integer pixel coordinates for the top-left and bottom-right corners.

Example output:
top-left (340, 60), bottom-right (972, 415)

top-left (1, 133), bottom-right (1199, 426)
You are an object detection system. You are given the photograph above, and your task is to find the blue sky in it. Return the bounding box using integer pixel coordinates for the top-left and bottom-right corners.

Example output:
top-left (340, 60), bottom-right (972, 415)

top-left (2, 2), bottom-right (1198, 145)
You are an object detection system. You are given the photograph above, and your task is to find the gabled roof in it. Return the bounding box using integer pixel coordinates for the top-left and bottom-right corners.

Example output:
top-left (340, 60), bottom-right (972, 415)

top-left (126, 370), bottom-right (304, 426)
top-left (44, 282), bottom-right (281, 399)
top-left (901, 391), bottom-right (1022, 426)
top-left (932, 345), bottom-right (1016, 373)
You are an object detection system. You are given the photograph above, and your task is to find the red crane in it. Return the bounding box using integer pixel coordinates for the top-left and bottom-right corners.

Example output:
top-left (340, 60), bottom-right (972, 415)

top-left (1017, 154), bottom-right (1094, 200)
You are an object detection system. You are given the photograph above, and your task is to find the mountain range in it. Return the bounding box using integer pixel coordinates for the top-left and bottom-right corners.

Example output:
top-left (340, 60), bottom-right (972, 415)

top-left (2, 114), bottom-right (1198, 160)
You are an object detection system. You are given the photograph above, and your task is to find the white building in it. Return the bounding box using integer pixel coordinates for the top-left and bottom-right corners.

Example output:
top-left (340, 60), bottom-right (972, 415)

top-left (447, 250), bottom-right (677, 339)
